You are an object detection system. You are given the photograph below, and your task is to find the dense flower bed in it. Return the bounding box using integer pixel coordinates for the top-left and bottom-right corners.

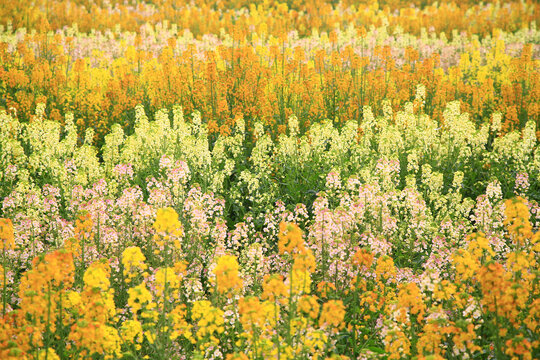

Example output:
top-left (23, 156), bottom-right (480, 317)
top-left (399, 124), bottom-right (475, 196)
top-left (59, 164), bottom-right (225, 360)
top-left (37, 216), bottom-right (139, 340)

top-left (0, 1), bottom-right (538, 142)
top-left (0, 1), bottom-right (539, 359)
top-left (0, 102), bottom-right (539, 358)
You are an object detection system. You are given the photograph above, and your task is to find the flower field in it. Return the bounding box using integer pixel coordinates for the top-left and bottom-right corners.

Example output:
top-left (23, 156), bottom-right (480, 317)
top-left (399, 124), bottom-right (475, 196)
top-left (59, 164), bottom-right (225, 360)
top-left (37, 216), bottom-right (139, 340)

top-left (0, 0), bottom-right (539, 359)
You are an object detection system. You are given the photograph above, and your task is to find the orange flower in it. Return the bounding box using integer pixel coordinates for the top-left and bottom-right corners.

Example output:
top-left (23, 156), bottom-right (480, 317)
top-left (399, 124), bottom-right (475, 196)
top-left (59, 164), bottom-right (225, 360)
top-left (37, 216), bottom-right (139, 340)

top-left (278, 222), bottom-right (304, 255)
top-left (0, 219), bottom-right (14, 251)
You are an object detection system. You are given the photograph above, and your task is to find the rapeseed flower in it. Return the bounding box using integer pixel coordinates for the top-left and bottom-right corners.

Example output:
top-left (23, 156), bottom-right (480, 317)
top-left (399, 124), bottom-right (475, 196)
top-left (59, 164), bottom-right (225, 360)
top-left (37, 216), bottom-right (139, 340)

top-left (154, 207), bottom-right (183, 237)
top-left (213, 255), bottom-right (243, 295)
top-left (278, 222), bottom-right (304, 255)
top-left (121, 246), bottom-right (147, 278)
top-left (0, 219), bottom-right (14, 251)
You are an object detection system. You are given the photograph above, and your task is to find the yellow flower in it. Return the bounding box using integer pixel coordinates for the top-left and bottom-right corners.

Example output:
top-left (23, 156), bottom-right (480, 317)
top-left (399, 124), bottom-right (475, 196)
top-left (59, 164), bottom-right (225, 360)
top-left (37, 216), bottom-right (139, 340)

top-left (467, 233), bottom-right (494, 260)
top-left (68, 323), bottom-right (121, 359)
top-left (305, 330), bottom-right (328, 356)
top-left (505, 335), bottom-right (533, 360)
top-left (226, 353), bottom-right (249, 360)
top-left (213, 255), bottom-right (243, 295)
top-left (504, 197), bottom-right (533, 245)
top-left (192, 300), bottom-right (225, 341)
top-left (145, 330), bottom-right (156, 344)
top-left (83, 261), bottom-right (111, 291)
top-left (128, 283), bottom-right (154, 314)
top-left (319, 300), bottom-right (346, 330)
top-left (170, 304), bottom-right (192, 341)
top-left (278, 222), bottom-right (304, 255)
top-left (120, 319), bottom-right (143, 344)
top-left (174, 260), bottom-right (187, 276)
top-left (452, 249), bottom-right (479, 282)
top-left (238, 296), bottom-right (275, 333)
top-left (65, 290), bottom-right (82, 310)
top-left (262, 274), bottom-right (288, 303)
top-left (0, 218), bottom-right (15, 251)
top-left (289, 269), bottom-right (312, 295)
top-left (298, 295), bottom-right (320, 319)
top-left (74, 212), bottom-right (93, 240)
top-left (101, 325), bottom-right (122, 358)
top-left (154, 207), bottom-right (183, 237)
top-left (375, 256), bottom-right (397, 282)
top-left (36, 348), bottom-right (60, 360)
top-left (384, 328), bottom-right (411, 360)
top-left (433, 280), bottom-right (457, 302)
top-left (122, 246), bottom-right (147, 276)
top-left (352, 248), bottom-right (374, 269)
top-left (397, 283), bottom-right (426, 321)
top-left (292, 247), bottom-right (316, 274)
top-left (154, 266), bottom-right (180, 299)
top-left (316, 281), bottom-right (336, 298)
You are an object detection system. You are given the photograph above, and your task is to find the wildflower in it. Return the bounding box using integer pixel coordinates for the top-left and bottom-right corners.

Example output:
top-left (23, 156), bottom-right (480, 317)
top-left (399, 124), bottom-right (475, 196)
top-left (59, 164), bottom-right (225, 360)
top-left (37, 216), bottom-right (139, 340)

top-left (154, 266), bottom-right (180, 298)
top-left (65, 290), bottom-right (82, 311)
top-left (36, 348), bottom-right (60, 360)
top-left (278, 222), bottom-right (304, 255)
top-left (128, 283), bottom-right (154, 314)
top-left (213, 255), bottom-right (243, 295)
top-left (319, 300), bottom-right (346, 330)
top-left (74, 212), bottom-right (93, 240)
top-left (505, 335), bottom-right (533, 360)
top-left (83, 261), bottom-right (111, 291)
top-left (384, 327), bottom-right (411, 360)
top-left (0, 219), bottom-right (14, 251)
top-left (173, 260), bottom-right (187, 276)
top-left (121, 246), bottom-right (147, 281)
top-left (154, 207), bottom-right (183, 237)
top-left (226, 353), bottom-right (249, 360)
top-left (170, 304), bottom-right (192, 341)
top-left (289, 269), bottom-right (312, 295)
top-left (191, 300), bottom-right (225, 342)
top-left (298, 295), bottom-right (320, 319)
top-left (120, 319), bottom-right (143, 345)
top-left (416, 320), bottom-right (455, 357)
top-left (316, 281), bottom-right (336, 298)
top-left (397, 283), bottom-right (426, 321)
top-left (452, 249), bottom-right (479, 282)
top-left (238, 296), bottom-right (275, 333)
top-left (292, 247), bottom-right (316, 273)
top-left (504, 197), bottom-right (533, 245)
top-left (68, 322), bottom-right (122, 359)
top-left (304, 330), bottom-right (328, 356)
top-left (262, 274), bottom-right (288, 303)
top-left (352, 248), bottom-right (374, 269)
top-left (467, 233), bottom-right (494, 260)
top-left (375, 256), bottom-right (397, 282)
